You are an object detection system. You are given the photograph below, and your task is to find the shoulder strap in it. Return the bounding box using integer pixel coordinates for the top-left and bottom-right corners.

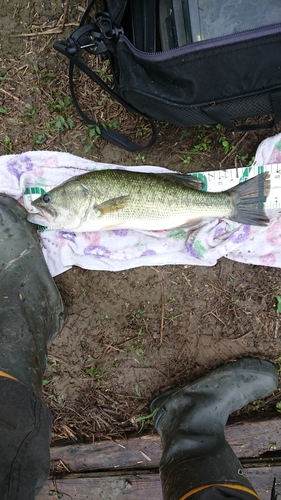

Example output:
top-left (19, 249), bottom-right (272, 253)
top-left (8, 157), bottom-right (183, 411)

top-left (67, 55), bottom-right (158, 151)
top-left (53, 11), bottom-right (158, 151)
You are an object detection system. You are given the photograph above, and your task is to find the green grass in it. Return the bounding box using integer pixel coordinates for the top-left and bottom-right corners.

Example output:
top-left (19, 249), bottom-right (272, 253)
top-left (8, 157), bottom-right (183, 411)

top-left (131, 309), bottom-right (146, 321)
top-left (275, 295), bottom-right (281, 313)
top-left (131, 327), bottom-right (146, 357)
top-left (135, 409), bottom-right (157, 433)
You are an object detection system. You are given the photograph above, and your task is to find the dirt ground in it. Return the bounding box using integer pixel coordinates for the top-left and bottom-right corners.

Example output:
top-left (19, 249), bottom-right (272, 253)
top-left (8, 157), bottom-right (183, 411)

top-left (1, 0), bottom-right (281, 445)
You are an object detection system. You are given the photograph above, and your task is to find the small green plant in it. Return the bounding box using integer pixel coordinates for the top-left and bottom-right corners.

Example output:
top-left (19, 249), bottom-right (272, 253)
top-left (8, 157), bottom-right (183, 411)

top-left (2, 135), bottom-right (13, 153)
top-left (45, 115), bottom-right (73, 134)
top-left (164, 312), bottom-right (184, 323)
top-left (219, 137), bottom-right (236, 155)
top-left (136, 123), bottom-right (147, 137)
top-left (34, 132), bottom-right (47, 146)
top-left (80, 362), bottom-right (107, 385)
top-left (48, 94), bottom-right (72, 112)
top-left (230, 295), bottom-right (242, 304)
top-left (250, 399), bottom-right (264, 411)
top-left (0, 107), bottom-right (7, 114)
top-left (80, 286), bottom-right (87, 297)
top-left (32, 67), bottom-right (56, 88)
top-left (54, 115), bottom-right (74, 132)
top-left (182, 155), bottom-right (191, 164)
top-left (96, 60), bottom-right (113, 84)
top-left (0, 73), bottom-right (12, 82)
top-left (276, 401), bottom-right (281, 413)
top-left (97, 92), bottom-right (108, 106)
top-left (136, 153), bottom-right (146, 164)
top-left (88, 124), bottom-right (102, 138)
top-left (49, 393), bottom-right (65, 406)
top-left (275, 295), bottom-right (281, 313)
top-left (47, 359), bottom-right (59, 370)
top-left (83, 124), bottom-right (103, 152)
top-left (135, 383), bottom-right (142, 397)
top-left (42, 92), bottom-right (74, 134)
top-left (235, 153), bottom-right (250, 164)
top-left (43, 358), bottom-right (59, 386)
top-left (131, 309), bottom-right (145, 321)
top-left (134, 346), bottom-right (145, 357)
top-left (135, 409), bottom-right (157, 432)
top-left (179, 129), bottom-right (192, 140)
top-left (108, 119), bottom-right (121, 129)
top-left (23, 103), bottom-right (36, 119)
top-left (190, 139), bottom-right (211, 153)
top-left (132, 327), bottom-right (146, 357)
top-left (236, 155), bottom-right (254, 167)
top-left (215, 125), bottom-right (236, 155)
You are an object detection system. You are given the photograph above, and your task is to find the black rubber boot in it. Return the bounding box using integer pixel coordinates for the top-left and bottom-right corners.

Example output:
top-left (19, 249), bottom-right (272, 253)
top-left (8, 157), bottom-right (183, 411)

top-left (0, 194), bottom-right (66, 395)
top-left (150, 357), bottom-right (278, 500)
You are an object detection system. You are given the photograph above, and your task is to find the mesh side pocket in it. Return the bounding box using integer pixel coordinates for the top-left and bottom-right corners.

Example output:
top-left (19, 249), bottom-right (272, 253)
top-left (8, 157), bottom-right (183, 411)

top-left (126, 91), bottom-right (273, 127)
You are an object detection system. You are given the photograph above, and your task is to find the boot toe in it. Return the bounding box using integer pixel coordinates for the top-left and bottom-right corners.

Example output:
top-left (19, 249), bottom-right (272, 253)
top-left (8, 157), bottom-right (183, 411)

top-left (150, 357), bottom-right (278, 427)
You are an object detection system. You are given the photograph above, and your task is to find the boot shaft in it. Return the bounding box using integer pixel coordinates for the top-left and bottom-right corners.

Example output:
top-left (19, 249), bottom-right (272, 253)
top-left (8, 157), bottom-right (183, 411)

top-left (151, 358), bottom-right (278, 500)
top-left (0, 195), bottom-right (65, 393)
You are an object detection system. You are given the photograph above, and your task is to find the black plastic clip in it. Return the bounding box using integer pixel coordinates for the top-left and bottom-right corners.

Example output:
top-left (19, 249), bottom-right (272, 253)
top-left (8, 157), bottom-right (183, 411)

top-left (93, 11), bottom-right (124, 40)
top-left (53, 24), bottom-right (108, 57)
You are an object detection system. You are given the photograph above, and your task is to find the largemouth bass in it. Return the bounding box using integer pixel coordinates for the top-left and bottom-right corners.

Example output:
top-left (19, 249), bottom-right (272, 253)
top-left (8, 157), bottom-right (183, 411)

top-left (27, 170), bottom-right (270, 231)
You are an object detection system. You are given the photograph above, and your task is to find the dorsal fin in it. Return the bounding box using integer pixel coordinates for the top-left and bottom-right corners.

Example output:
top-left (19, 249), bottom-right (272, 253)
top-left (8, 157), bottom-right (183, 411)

top-left (157, 173), bottom-right (203, 191)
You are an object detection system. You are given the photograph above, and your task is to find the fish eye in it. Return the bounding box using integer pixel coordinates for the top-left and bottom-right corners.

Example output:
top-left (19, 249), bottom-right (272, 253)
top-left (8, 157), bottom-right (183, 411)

top-left (43, 194), bottom-right (51, 203)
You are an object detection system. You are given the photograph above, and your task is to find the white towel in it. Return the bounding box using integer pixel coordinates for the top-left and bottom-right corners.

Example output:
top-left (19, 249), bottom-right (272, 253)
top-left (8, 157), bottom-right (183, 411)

top-left (1, 133), bottom-right (281, 276)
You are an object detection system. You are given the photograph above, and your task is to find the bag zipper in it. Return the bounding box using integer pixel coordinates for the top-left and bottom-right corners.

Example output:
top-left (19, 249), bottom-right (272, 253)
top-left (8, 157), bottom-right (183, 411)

top-left (118, 22), bottom-right (281, 61)
top-left (110, 0), bottom-right (128, 28)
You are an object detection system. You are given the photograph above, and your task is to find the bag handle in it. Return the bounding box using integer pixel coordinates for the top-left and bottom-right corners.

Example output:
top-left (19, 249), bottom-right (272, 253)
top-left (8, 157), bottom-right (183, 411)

top-left (54, 20), bottom-right (158, 151)
top-left (202, 90), bottom-right (281, 131)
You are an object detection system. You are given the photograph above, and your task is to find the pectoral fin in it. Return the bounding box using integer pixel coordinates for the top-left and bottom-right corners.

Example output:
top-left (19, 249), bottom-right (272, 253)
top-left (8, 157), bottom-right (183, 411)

top-left (94, 195), bottom-right (130, 216)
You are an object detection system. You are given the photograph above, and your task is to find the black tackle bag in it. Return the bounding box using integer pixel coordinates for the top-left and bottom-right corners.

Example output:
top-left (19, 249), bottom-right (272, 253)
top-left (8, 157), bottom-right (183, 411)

top-left (54, 0), bottom-right (281, 151)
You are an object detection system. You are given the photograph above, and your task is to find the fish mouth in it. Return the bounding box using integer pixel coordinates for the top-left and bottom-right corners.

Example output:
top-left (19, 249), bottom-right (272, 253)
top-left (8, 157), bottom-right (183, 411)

top-left (31, 203), bottom-right (57, 222)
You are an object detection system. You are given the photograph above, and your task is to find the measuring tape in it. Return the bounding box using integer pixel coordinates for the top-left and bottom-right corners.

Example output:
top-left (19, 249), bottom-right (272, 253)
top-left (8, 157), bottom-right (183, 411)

top-left (191, 163), bottom-right (281, 210)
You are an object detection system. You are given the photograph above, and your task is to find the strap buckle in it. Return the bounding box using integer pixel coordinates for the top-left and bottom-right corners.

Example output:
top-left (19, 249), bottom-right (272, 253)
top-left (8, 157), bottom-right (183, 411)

top-left (53, 24), bottom-right (108, 56)
top-left (53, 12), bottom-right (124, 57)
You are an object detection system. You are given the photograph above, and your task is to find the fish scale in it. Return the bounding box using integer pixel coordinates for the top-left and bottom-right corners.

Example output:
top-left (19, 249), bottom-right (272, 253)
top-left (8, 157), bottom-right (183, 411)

top-left (83, 170), bottom-right (232, 221)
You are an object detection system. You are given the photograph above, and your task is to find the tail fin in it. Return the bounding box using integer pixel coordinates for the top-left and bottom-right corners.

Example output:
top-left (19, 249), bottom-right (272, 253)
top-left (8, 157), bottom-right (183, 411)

top-left (230, 172), bottom-right (270, 226)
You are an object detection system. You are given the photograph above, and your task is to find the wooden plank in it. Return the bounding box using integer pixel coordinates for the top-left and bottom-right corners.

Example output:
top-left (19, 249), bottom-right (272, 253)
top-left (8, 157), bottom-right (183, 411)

top-left (50, 434), bottom-right (161, 473)
top-left (37, 466), bottom-right (281, 499)
top-left (49, 418), bottom-right (281, 474)
top-left (39, 474), bottom-right (161, 500)
top-left (247, 467), bottom-right (281, 498)
top-left (226, 418), bottom-right (281, 458)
